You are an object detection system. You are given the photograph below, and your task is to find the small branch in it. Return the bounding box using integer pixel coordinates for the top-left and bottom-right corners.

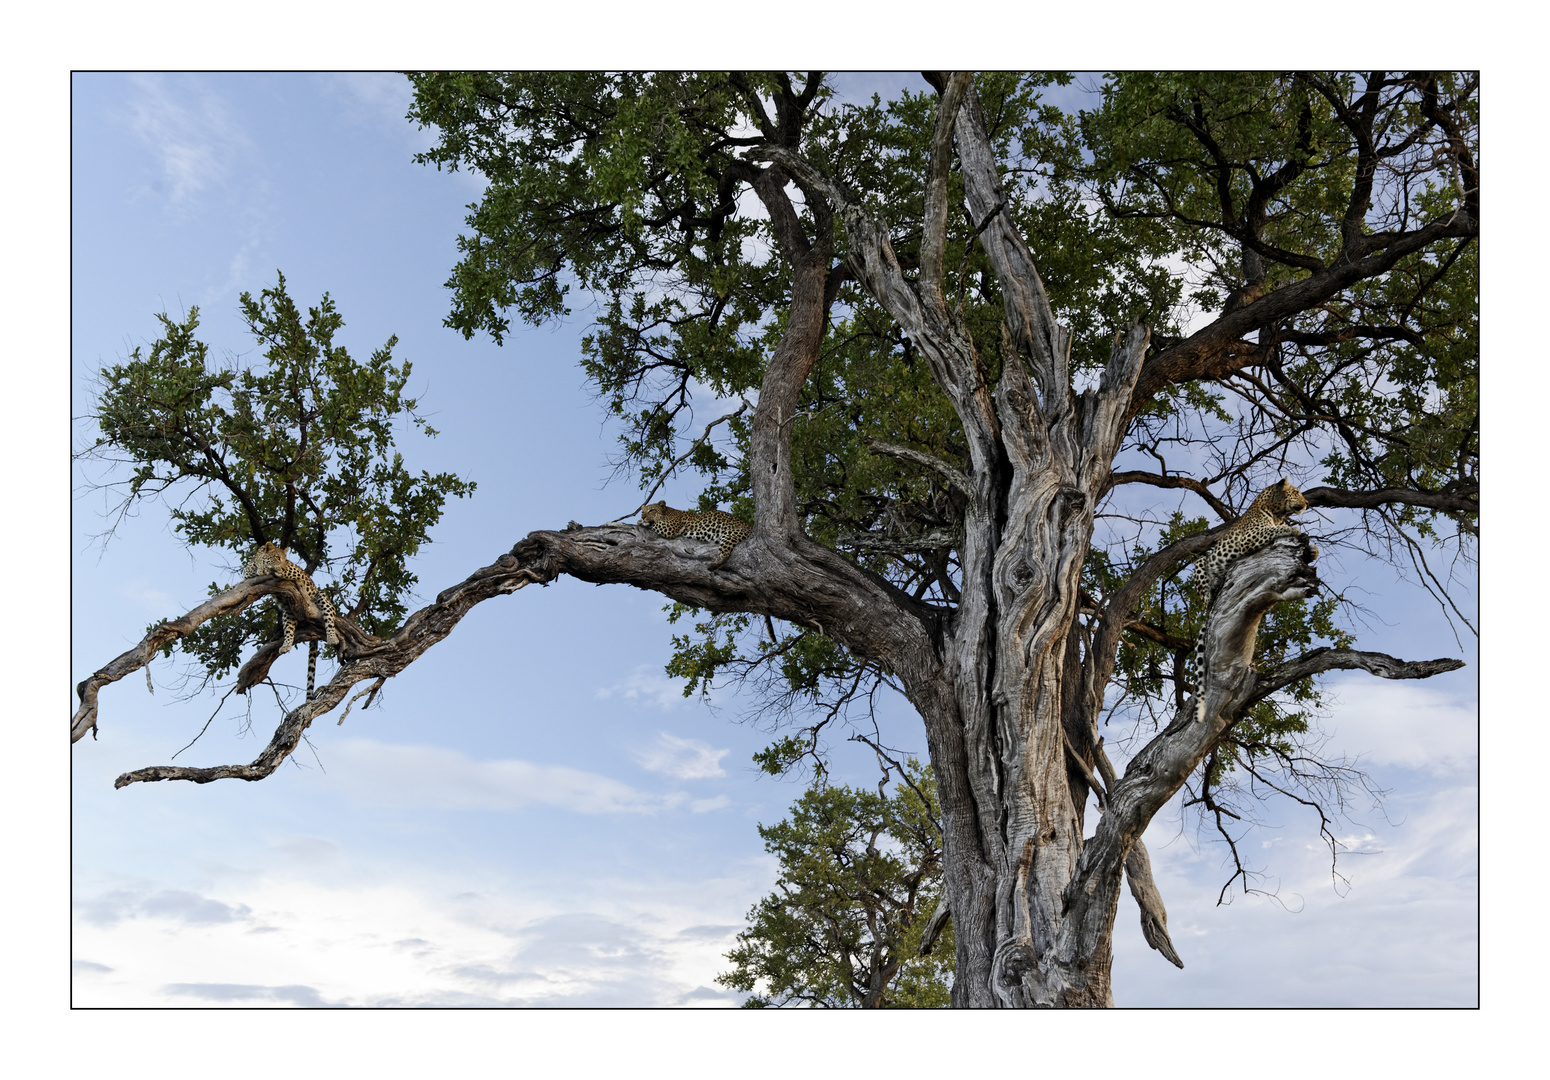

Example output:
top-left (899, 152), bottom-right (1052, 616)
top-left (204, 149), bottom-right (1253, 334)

top-left (1062, 730), bottom-right (1109, 807)
top-left (337, 676), bottom-right (386, 725)
top-left (919, 895), bottom-right (951, 957)
top-left (862, 437), bottom-right (972, 500)
top-left (1106, 470), bottom-right (1234, 522)
top-left (1124, 840), bottom-right (1183, 968)
top-left (849, 732), bottom-right (941, 834)
top-left (628, 399), bottom-right (751, 519)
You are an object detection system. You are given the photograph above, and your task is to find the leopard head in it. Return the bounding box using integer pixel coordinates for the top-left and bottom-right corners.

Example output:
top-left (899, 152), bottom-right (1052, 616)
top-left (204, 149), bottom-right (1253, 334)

top-left (1265, 478), bottom-right (1308, 519)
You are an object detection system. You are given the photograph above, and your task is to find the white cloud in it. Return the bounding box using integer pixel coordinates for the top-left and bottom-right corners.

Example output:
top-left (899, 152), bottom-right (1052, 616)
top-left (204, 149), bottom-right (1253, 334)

top-left (1319, 676), bottom-right (1478, 776)
top-left (75, 887), bottom-right (254, 929)
top-left (71, 861), bottom-right (771, 1007)
top-left (316, 73), bottom-right (441, 155)
top-left (112, 577), bottom-right (180, 616)
top-left (325, 738), bottom-right (681, 815)
top-left (635, 733), bottom-right (729, 780)
top-left (595, 665), bottom-right (691, 710)
top-left (1113, 767), bottom-right (1478, 1007)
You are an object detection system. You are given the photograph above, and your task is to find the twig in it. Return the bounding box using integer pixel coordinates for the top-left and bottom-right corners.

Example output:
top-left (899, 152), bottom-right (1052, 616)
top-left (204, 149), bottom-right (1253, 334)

top-left (337, 677), bottom-right (386, 725)
top-left (625, 400), bottom-right (750, 519)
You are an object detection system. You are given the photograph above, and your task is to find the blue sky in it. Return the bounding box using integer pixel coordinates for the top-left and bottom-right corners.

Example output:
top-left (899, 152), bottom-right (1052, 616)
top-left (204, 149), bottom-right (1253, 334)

top-left (66, 72), bottom-right (1481, 1012)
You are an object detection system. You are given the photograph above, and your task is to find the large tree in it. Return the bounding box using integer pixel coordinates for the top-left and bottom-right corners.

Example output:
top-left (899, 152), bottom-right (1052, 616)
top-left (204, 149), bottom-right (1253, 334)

top-left (73, 72), bottom-right (1476, 1007)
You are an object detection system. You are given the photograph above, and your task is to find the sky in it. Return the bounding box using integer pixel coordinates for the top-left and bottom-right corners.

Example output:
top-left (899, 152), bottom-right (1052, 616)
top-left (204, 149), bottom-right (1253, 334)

top-left (60, 67), bottom-right (1492, 1034)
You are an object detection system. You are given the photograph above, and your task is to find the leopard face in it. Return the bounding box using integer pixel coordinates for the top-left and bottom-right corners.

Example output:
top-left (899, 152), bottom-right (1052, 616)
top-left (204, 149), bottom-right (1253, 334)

top-left (640, 501), bottom-right (751, 570)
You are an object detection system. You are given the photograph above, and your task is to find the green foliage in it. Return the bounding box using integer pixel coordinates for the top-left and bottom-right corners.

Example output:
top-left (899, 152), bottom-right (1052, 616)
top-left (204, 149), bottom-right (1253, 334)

top-left (1082, 72), bottom-right (1478, 538)
top-left (717, 760), bottom-right (952, 1007)
top-left (409, 70), bottom-right (1475, 801)
top-left (88, 272), bottom-right (474, 679)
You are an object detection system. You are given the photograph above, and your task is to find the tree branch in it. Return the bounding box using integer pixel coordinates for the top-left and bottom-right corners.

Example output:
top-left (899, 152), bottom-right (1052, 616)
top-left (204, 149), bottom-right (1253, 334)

top-left (953, 82), bottom-right (1068, 410)
top-left (72, 576), bottom-right (375, 744)
top-left (1124, 840), bottom-right (1183, 968)
top-left (81, 519), bottom-right (944, 787)
top-left (1246, 647), bottom-right (1465, 707)
top-left (1106, 470), bottom-right (1234, 522)
top-left (1128, 202), bottom-right (1476, 420)
top-left (1302, 483), bottom-right (1478, 520)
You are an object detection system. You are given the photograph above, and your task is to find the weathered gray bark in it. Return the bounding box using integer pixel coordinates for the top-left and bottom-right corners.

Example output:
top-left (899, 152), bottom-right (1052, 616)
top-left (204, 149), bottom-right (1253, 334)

top-left (72, 72), bottom-right (1469, 1007)
top-left (754, 77), bottom-right (1465, 1006)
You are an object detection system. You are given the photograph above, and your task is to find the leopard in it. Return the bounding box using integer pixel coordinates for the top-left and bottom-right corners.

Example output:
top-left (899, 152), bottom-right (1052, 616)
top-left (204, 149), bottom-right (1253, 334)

top-left (1180, 478), bottom-right (1309, 720)
top-left (639, 501), bottom-right (751, 570)
top-left (242, 541), bottom-right (340, 699)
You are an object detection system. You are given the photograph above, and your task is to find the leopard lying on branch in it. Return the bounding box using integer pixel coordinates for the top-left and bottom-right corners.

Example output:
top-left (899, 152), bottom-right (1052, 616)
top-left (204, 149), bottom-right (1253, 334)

top-left (638, 502), bottom-right (751, 571)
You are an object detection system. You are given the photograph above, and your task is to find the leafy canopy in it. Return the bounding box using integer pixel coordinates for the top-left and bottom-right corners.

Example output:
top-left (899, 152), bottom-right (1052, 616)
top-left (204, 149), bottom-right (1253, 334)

top-left (86, 272), bottom-right (474, 679)
top-left (407, 71), bottom-right (1475, 783)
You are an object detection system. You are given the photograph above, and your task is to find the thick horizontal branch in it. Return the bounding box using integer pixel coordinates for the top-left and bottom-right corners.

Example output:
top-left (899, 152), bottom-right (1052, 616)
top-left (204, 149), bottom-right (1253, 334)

top-left (1302, 483), bottom-right (1478, 519)
top-left (83, 519), bottom-right (943, 789)
top-left (1247, 647), bottom-right (1466, 706)
top-left (839, 528), bottom-right (960, 556)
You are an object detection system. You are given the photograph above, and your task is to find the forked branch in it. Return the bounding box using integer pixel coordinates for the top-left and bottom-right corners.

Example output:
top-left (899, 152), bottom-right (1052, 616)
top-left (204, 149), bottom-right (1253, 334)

top-left (1061, 533), bottom-right (1463, 962)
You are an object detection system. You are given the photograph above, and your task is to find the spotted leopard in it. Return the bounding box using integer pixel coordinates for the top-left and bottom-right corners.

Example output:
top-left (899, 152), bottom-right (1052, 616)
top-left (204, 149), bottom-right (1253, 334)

top-left (1181, 479), bottom-right (1309, 718)
top-left (242, 542), bottom-right (339, 697)
top-left (639, 501), bottom-right (751, 570)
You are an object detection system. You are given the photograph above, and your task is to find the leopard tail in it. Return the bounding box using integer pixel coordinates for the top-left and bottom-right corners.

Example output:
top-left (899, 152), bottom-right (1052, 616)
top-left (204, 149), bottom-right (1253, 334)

top-left (1183, 626), bottom-right (1208, 723)
top-left (306, 640), bottom-right (318, 701)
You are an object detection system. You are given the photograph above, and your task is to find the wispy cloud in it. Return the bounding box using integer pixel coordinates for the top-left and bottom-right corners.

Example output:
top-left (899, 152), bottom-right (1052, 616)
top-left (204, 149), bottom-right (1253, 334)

top-left (124, 74), bottom-right (253, 206)
top-left (635, 732), bottom-right (728, 779)
top-left (71, 861), bottom-right (774, 1007)
top-left (326, 737), bottom-right (681, 815)
top-left (164, 982), bottom-right (333, 1007)
top-left (112, 577), bottom-right (180, 616)
top-left (595, 665), bottom-right (691, 710)
top-left (1319, 676), bottom-right (1477, 776)
top-left (75, 887), bottom-right (253, 929)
